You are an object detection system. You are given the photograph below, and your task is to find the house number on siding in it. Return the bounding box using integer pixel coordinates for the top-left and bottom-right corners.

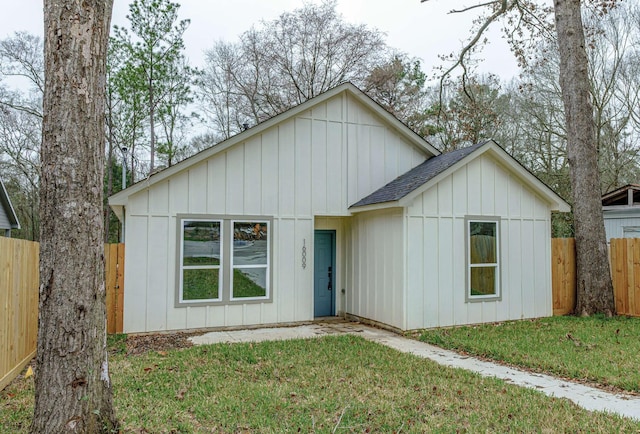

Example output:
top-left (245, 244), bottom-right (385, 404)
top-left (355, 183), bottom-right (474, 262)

top-left (302, 239), bottom-right (307, 269)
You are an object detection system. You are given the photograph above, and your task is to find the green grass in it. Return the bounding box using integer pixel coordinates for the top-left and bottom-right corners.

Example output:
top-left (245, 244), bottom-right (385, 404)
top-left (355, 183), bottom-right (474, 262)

top-left (419, 315), bottom-right (640, 392)
top-left (183, 269), bottom-right (265, 300)
top-left (2, 335), bottom-right (639, 432)
top-left (232, 269), bottom-right (266, 297)
top-left (183, 268), bottom-right (219, 300)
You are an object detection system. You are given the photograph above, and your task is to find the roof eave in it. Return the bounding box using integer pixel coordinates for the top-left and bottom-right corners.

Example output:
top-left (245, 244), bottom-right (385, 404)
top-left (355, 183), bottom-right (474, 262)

top-left (349, 200), bottom-right (401, 213)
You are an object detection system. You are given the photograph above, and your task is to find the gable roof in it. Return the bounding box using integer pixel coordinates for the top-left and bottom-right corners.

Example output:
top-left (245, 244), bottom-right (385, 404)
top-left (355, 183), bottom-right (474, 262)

top-left (349, 140), bottom-right (571, 213)
top-left (109, 82), bottom-right (440, 211)
top-left (0, 178), bottom-right (21, 230)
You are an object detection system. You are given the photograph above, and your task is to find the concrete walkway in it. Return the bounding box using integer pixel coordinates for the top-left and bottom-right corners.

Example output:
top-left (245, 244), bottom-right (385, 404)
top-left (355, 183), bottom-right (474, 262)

top-left (190, 321), bottom-right (640, 421)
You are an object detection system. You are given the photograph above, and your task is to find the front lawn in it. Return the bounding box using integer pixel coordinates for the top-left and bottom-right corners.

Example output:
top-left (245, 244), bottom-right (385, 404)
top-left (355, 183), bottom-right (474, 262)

top-left (419, 315), bottom-right (640, 392)
top-left (2, 334), bottom-right (639, 432)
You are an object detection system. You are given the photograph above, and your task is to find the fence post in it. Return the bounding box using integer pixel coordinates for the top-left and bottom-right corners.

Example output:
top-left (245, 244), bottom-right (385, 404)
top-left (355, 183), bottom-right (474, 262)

top-left (105, 243), bottom-right (125, 334)
top-left (552, 238), bottom-right (576, 315)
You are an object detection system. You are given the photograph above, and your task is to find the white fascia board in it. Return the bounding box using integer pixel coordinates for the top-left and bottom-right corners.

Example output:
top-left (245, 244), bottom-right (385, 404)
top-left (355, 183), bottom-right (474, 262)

top-left (349, 201), bottom-right (400, 214)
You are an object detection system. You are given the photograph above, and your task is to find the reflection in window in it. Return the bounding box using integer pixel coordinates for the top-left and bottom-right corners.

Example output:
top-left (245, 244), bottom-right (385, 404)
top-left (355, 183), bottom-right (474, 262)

top-left (181, 220), bottom-right (222, 301)
top-left (468, 220), bottom-right (499, 299)
top-left (232, 222), bottom-right (269, 299)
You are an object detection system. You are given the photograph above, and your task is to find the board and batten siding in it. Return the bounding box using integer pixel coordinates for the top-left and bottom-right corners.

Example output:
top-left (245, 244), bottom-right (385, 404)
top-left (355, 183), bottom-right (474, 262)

top-left (122, 92), bottom-right (427, 333)
top-left (405, 154), bottom-right (552, 330)
top-left (347, 208), bottom-right (405, 330)
top-left (0, 205), bottom-right (11, 230)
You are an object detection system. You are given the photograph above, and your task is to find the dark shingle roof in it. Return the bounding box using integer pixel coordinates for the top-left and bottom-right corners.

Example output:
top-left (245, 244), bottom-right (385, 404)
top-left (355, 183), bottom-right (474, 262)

top-left (350, 142), bottom-right (486, 208)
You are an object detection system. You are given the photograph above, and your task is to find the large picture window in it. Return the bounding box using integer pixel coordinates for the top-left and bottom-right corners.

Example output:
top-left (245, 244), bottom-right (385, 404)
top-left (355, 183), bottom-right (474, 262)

top-left (177, 216), bottom-right (271, 306)
top-left (466, 217), bottom-right (501, 302)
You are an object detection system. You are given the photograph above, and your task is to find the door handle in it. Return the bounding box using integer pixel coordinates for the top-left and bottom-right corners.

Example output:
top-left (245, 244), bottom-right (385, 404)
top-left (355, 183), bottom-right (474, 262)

top-left (328, 266), bottom-right (332, 291)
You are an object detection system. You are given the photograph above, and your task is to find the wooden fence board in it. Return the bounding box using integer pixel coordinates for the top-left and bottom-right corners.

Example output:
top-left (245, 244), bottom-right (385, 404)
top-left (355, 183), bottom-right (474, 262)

top-left (105, 244), bottom-right (116, 334)
top-left (553, 238), bottom-right (640, 317)
top-left (104, 243), bottom-right (125, 334)
top-left (552, 238), bottom-right (575, 315)
top-left (0, 238), bottom-right (39, 391)
top-left (115, 243), bottom-right (124, 333)
top-left (1, 241), bottom-right (124, 391)
top-left (613, 239), bottom-right (627, 314)
top-left (631, 240), bottom-right (640, 315)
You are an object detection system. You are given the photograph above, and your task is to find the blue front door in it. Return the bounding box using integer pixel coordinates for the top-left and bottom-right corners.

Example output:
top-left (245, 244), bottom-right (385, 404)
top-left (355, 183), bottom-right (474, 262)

top-left (314, 230), bottom-right (335, 317)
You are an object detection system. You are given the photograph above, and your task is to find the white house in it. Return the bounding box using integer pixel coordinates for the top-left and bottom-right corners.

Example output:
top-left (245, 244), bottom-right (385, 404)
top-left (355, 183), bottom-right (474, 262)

top-left (0, 178), bottom-right (20, 237)
top-left (109, 83), bottom-right (570, 333)
top-left (602, 184), bottom-right (640, 241)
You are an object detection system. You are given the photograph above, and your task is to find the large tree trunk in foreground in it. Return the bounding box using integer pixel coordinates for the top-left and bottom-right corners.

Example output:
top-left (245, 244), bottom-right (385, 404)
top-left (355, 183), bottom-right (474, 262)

top-left (554, 0), bottom-right (615, 316)
top-left (32, 1), bottom-right (117, 432)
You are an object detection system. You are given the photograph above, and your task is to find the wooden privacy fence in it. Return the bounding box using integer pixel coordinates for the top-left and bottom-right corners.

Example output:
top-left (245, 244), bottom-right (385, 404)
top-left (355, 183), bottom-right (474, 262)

top-left (0, 241), bottom-right (124, 391)
top-left (552, 238), bottom-right (576, 315)
top-left (105, 243), bottom-right (125, 334)
top-left (0, 237), bottom-right (39, 391)
top-left (552, 238), bottom-right (640, 316)
top-left (609, 238), bottom-right (640, 316)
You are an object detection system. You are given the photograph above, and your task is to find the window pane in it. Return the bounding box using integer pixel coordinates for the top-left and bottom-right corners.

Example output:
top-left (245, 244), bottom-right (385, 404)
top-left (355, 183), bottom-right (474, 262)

top-left (183, 221), bottom-right (220, 266)
top-left (233, 222), bottom-right (268, 266)
top-left (233, 268), bottom-right (267, 298)
top-left (470, 267), bottom-right (496, 296)
top-left (470, 222), bottom-right (496, 264)
top-left (183, 269), bottom-right (219, 300)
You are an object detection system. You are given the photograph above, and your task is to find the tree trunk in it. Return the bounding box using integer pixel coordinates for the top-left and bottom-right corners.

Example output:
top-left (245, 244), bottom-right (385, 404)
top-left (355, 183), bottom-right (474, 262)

top-left (105, 93), bottom-right (114, 244)
top-left (33, 1), bottom-right (118, 432)
top-left (553, 0), bottom-right (615, 316)
top-left (149, 76), bottom-right (155, 172)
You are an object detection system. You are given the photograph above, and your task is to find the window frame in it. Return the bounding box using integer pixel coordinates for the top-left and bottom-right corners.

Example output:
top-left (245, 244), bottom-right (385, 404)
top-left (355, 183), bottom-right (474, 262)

top-left (465, 216), bottom-right (502, 303)
top-left (175, 214), bottom-right (273, 307)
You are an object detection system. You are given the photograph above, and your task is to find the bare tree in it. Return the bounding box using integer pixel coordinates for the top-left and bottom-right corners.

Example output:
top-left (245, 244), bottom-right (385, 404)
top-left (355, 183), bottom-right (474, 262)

top-left (429, 74), bottom-right (509, 151)
top-left (363, 55), bottom-right (436, 138)
top-left (198, 0), bottom-right (387, 140)
top-left (32, 1), bottom-right (118, 432)
top-left (0, 32), bottom-right (44, 119)
top-left (0, 32), bottom-right (44, 240)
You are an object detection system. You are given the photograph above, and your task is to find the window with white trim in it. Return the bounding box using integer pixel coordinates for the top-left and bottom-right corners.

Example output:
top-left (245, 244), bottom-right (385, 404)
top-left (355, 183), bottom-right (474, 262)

top-left (466, 218), bottom-right (501, 301)
top-left (177, 216), bottom-right (271, 306)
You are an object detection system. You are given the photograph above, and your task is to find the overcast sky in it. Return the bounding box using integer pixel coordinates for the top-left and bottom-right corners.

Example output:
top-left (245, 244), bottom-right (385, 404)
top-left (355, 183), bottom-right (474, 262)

top-left (0, 0), bottom-right (521, 81)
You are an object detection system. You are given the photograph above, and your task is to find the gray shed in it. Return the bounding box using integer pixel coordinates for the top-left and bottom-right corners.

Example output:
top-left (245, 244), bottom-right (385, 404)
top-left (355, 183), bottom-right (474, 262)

top-left (0, 178), bottom-right (20, 237)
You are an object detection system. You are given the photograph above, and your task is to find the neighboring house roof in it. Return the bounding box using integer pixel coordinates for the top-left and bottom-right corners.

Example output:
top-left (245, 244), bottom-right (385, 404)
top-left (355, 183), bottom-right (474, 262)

top-left (349, 140), bottom-right (571, 213)
top-left (109, 82), bottom-right (441, 213)
top-left (351, 142), bottom-right (485, 208)
top-left (0, 178), bottom-right (21, 230)
top-left (602, 184), bottom-right (640, 207)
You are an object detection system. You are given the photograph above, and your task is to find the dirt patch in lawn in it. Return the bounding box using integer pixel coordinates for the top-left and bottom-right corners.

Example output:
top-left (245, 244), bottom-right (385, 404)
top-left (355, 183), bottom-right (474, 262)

top-left (122, 331), bottom-right (204, 355)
